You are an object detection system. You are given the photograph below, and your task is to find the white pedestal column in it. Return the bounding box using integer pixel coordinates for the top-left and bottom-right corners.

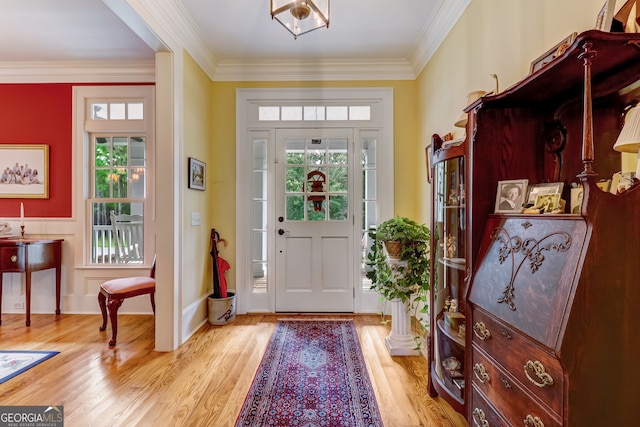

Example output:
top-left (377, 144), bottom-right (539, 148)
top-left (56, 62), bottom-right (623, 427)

top-left (385, 298), bottom-right (420, 356)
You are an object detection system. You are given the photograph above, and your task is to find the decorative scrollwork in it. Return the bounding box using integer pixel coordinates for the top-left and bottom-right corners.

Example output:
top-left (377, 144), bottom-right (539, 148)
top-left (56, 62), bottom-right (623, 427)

top-left (524, 414), bottom-right (545, 427)
top-left (473, 322), bottom-right (491, 340)
top-left (472, 408), bottom-right (490, 427)
top-left (473, 363), bottom-right (490, 384)
top-left (523, 360), bottom-right (554, 388)
top-left (490, 226), bottom-right (571, 310)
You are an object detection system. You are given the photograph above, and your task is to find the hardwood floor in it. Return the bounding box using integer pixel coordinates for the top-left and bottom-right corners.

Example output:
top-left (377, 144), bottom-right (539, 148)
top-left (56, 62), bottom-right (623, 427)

top-left (0, 313), bottom-right (467, 427)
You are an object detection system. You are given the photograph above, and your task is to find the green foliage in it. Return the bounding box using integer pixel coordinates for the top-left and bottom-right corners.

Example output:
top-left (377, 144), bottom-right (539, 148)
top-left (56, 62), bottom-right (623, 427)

top-left (366, 216), bottom-right (431, 305)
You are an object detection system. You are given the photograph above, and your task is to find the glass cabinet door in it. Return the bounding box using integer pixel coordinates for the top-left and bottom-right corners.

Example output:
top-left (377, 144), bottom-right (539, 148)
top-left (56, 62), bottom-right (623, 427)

top-left (432, 155), bottom-right (466, 404)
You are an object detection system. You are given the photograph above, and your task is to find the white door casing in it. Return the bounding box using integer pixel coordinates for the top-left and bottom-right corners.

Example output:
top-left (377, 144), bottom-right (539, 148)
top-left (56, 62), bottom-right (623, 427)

top-left (236, 88), bottom-right (394, 314)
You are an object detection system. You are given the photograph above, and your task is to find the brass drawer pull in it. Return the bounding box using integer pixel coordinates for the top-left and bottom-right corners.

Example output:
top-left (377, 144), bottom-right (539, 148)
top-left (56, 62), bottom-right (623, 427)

top-left (524, 414), bottom-right (544, 427)
top-left (473, 363), bottom-right (490, 384)
top-left (473, 322), bottom-right (491, 340)
top-left (10, 255), bottom-right (18, 263)
top-left (472, 408), bottom-right (490, 427)
top-left (523, 360), bottom-right (554, 388)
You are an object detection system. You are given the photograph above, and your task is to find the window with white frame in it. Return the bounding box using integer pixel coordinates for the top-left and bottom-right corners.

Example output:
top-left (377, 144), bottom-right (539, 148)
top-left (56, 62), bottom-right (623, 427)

top-left (82, 93), bottom-right (154, 265)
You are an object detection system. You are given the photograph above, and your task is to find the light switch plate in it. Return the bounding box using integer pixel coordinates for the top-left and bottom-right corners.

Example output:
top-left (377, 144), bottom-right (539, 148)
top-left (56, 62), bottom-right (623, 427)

top-left (191, 212), bottom-right (201, 226)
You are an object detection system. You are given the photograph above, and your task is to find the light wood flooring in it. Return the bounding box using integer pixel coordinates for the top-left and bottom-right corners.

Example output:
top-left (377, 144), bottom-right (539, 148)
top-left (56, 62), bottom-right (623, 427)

top-left (0, 313), bottom-right (468, 427)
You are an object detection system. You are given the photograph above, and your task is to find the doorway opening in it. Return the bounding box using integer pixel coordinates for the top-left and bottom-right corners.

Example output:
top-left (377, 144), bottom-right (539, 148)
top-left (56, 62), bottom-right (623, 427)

top-left (236, 88), bottom-right (394, 314)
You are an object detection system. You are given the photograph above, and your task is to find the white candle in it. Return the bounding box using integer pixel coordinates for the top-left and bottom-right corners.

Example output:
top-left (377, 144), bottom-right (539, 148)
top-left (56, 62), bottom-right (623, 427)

top-left (20, 202), bottom-right (24, 226)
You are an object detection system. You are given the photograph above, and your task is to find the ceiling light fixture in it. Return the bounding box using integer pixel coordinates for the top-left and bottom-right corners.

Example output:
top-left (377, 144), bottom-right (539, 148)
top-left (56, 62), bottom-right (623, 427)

top-left (271, 0), bottom-right (330, 40)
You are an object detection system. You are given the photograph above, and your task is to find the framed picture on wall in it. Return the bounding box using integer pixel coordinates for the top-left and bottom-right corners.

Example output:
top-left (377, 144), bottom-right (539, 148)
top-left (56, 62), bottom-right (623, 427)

top-left (0, 144), bottom-right (49, 198)
top-left (188, 157), bottom-right (206, 191)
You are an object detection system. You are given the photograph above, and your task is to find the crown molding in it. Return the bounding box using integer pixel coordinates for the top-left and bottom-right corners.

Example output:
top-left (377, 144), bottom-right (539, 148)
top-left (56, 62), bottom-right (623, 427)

top-left (130, 0), bottom-right (217, 79)
top-left (0, 61), bottom-right (155, 83)
top-left (210, 59), bottom-right (417, 82)
top-left (409, 0), bottom-right (471, 76)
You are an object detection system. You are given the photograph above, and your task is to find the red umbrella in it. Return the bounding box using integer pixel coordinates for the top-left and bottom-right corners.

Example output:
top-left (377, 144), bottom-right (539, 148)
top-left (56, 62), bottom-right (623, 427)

top-left (210, 228), bottom-right (228, 298)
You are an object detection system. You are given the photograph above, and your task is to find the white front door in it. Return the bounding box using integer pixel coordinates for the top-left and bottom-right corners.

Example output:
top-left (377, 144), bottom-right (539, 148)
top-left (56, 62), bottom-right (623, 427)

top-left (275, 128), bottom-right (354, 312)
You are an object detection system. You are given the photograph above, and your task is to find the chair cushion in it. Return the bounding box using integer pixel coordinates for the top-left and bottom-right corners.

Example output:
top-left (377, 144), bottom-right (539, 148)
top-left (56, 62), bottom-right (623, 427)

top-left (101, 276), bottom-right (156, 297)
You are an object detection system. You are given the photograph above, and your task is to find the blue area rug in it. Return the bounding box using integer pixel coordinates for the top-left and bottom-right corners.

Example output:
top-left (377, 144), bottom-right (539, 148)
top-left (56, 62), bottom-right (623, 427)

top-left (0, 350), bottom-right (59, 384)
top-left (235, 319), bottom-right (383, 427)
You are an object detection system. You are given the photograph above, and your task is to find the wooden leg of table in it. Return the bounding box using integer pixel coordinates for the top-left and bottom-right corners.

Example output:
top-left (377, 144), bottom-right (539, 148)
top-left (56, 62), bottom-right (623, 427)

top-left (25, 271), bottom-right (31, 327)
top-left (0, 273), bottom-right (3, 326)
top-left (55, 266), bottom-right (61, 315)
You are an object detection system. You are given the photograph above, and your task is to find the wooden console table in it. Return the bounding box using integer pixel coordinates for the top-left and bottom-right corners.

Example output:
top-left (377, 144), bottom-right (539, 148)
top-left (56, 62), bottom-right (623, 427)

top-left (0, 238), bottom-right (63, 326)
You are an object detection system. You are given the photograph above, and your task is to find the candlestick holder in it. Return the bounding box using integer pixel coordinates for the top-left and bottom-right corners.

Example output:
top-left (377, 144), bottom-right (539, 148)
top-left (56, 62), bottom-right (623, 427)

top-left (20, 225), bottom-right (25, 239)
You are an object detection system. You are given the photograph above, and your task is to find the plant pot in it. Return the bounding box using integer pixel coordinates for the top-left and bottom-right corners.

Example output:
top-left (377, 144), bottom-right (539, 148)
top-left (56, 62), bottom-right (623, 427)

top-left (208, 292), bottom-right (236, 325)
top-left (383, 240), bottom-right (402, 258)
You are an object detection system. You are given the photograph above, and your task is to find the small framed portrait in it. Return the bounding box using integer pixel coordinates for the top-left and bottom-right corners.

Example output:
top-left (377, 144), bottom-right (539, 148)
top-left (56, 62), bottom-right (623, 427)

top-left (595, 0), bottom-right (617, 31)
top-left (529, 33), bottom-right (577, 75)
top-left (526, 182), bottom-right (564, 206)
top-left (188, 157), bottom-right (206, 191)
top-left (425, 145), bottom-right (432, 184)
top-left (535, 193), bottom-right (561, 213)
top-left (570, 186), bottom-right (584, 214)
top-left (495, 179), bottom-right (528, 213)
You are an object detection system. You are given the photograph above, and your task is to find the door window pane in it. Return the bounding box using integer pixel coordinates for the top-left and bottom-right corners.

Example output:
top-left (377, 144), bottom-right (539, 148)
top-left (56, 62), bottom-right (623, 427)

top-left (286, 195), bottom-right (305, 220)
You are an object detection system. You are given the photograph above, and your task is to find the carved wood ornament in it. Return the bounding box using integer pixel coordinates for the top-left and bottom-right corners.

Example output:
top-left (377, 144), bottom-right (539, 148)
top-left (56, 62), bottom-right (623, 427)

top-left (490, 227), bottom-right (572, 310)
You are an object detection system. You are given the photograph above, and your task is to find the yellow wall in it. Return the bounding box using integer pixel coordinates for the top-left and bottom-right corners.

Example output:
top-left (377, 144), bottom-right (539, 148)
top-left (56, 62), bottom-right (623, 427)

top-left (416, 0), bottom-right (617, 225)
top-left (182, 51), bottom-right (214, 308)
top-left (192, 0), bottom-right (620, 298)
top-left (210, 80), bottom-right (420, 289)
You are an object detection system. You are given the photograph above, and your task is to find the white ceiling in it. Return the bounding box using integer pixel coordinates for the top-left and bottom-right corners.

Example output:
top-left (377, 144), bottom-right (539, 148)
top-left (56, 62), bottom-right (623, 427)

top-left (0, 0), bottom-right (470, 81)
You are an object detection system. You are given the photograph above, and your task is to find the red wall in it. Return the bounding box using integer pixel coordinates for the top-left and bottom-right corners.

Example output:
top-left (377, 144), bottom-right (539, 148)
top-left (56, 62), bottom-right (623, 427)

top-left (0, 84), bottom-right (73, 218)
top-left (0, 83), bottom-right (153, 219)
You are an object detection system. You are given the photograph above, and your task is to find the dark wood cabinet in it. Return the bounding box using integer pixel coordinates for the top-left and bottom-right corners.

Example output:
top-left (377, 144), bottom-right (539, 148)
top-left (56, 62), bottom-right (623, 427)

top-left (428, 140), bottom-right (469, 412)
top-left (462, 30), bottom-right (640, 426)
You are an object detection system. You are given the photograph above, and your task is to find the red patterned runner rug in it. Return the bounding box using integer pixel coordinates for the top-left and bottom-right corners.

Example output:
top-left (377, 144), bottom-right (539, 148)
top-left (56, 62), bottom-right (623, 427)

top-left (235, 319), bottom-right (383, 427)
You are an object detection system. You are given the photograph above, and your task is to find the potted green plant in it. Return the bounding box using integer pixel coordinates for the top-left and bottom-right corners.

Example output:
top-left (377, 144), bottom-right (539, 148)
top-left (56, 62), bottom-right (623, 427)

top-left (366, 216), bottom-right (431, 303)
top-left (365, 216), bottom-right (431, 351)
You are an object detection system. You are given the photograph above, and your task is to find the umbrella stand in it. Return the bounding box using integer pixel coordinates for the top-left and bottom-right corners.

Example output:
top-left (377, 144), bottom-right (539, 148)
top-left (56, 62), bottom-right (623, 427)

top-left (208, 228), bottom-right (236, 325)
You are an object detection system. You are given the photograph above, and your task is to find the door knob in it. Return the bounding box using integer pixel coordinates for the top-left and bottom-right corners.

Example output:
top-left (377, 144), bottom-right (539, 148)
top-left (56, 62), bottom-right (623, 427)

top-left (278, 216), bottom-right (284, 222)
top-left (278, 229), bottom-right (285, 235)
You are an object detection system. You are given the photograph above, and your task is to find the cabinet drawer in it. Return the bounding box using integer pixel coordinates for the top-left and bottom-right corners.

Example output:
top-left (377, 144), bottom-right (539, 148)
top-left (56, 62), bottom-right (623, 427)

top-left (470, 386), bottom-right (508, 427)
top-left (471, 309), bottom-right (563, 413)
top-left (472, 348), bottom-right (561, 427)
top-left (0, 246), bottom-right (25, 271)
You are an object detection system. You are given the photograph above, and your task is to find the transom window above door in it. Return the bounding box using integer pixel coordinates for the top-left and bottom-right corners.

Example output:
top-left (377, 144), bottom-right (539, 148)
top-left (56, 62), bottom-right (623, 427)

top-left (259, 105), bottom-right (371, 121)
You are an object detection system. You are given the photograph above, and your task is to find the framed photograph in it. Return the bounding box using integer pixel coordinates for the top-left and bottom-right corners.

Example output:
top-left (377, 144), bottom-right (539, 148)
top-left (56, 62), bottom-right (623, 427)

top-left (425, 145), bottom-right (432, 184)
top-left (570, 186), bottom-right (584, 214)
top-left (495, 179), bottom-right (528, 213)
top-left (529, 33), bottom-right (577, 75)
top-left (596, 179), bottom-right (611, 192)
top-left (526, 182), bottom-right (564, 206)
top-left (0, 144), bottom-right (49, 198)
top-left (596, 1), bottom-right (617, 31)
top-left (535, 193), bottom-right (561, 213)
top-left (188, 157), bottom-right (206, 191)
